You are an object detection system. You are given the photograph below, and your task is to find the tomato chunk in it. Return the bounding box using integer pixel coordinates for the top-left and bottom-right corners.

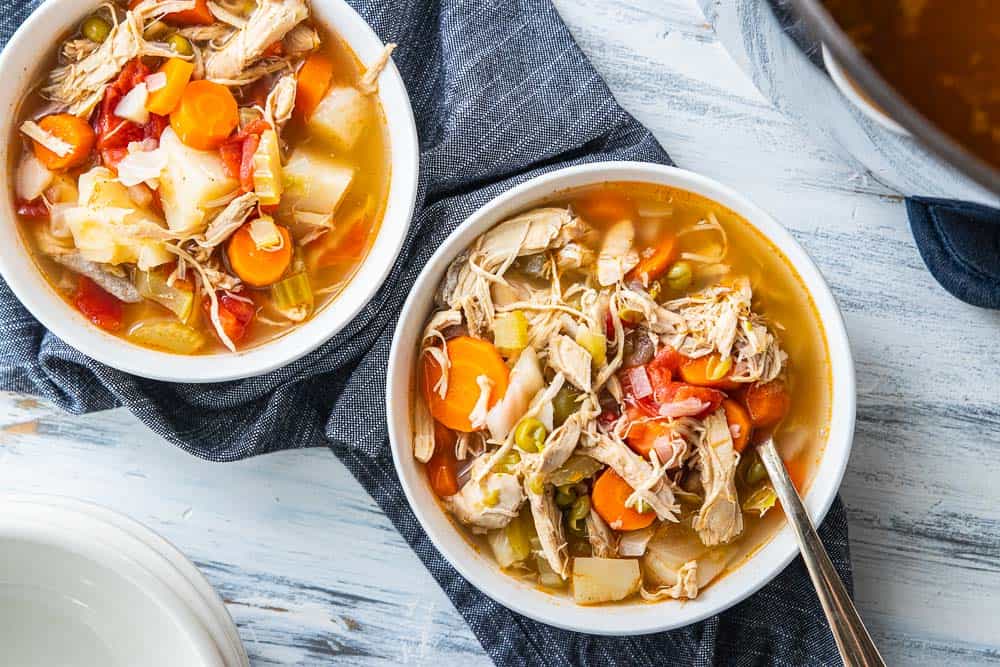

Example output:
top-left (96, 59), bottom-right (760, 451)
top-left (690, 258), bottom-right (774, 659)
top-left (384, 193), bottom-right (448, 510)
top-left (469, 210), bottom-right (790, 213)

top-left (205, 291), bottom-right (256, 344)
top-left (75, 276), bottom-right (123, 332)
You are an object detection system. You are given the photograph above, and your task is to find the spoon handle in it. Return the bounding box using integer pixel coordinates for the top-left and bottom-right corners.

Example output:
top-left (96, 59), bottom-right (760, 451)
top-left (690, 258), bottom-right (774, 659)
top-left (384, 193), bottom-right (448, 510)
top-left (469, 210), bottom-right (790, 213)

top-left (757, 439), bottom-right (885, 667)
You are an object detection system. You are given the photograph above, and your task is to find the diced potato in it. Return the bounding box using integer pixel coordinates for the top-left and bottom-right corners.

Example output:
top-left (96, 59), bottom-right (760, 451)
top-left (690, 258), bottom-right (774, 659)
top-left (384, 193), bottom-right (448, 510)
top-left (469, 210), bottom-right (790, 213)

top-left (15, 152), bottom-right (53, 201)
top-left (572, 557), bottom-right (641, 604)
top-left (281, 148), bottom-right (354, 215)
top-left (308, 86), bottom-right (371, 150)
top-left (157, 127), bottom-right (238, 233)
top-left (65, 167), bottom-right (172, 270)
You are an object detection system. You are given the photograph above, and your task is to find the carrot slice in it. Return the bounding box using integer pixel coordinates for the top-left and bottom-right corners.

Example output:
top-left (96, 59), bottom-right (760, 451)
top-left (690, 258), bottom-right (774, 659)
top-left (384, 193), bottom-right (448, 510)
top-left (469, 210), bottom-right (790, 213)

top-left (592, 468), bottom-right (655, 531)
top-left (623, 406), bottom-right (673, 460)
top-left (226, 222), bottom-right (293, 287)
top-left (421, 336), bottom-right (509, 432)
top-left (426, 421), bottom-right (460, 497)
top-left (722, 399), bottom-right (752, 452)
top-left (678, 353), bottom-right (740, 390)
top-left (32, 114), bottom-right (95, 170)
top-left (629, 235), bottom-right (677, 285)
top-left (131, 0), bottom-right (212, 25)
top-left (146, 58), bottom-right (195, 116)
top-left (169, 80), bottom-right (239, 150)
top-left (573, 190), bottom-right (636, 224)
top-left (295, 53), bottom-right (334, 120)
top-left (745, 380), bottom-right (791, 428)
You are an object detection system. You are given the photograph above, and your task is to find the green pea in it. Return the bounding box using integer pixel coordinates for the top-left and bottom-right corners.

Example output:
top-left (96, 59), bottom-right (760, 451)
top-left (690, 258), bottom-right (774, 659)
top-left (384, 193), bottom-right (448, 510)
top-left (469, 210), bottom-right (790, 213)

top-left (567, 495), bottom-right (591, 533)
top-left (168, 33), bottom-right (194, 56)
top-left (555, 485), bottom-right (577, 509)
top-left (746, 458), bottom-right (768, 486)
top-left (81, 15), bottom-right (111, 43)
top-left (666, 261), bottom-right (693, 291)
top-left (552, 385), bottom-right (580, 427)
top-left (514, 418), bottom-right (547, 453)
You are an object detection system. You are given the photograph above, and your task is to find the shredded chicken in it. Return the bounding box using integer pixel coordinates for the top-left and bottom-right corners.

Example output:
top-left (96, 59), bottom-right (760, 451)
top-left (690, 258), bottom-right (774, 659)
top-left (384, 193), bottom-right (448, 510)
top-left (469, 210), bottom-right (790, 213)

top-left (358, 43), bottom-right (397, 95)
top-left (641, 560), bottom-right (699, 600)
top-left (586, 509), bottom-right (618, 558)
top-left (526, 483), bottom-right (569, 578)
top-left (264, 74), bottom-right (297, 131)
top-left (693, 411), bottom-right (744, 546)
top-left (205, 0), bottom-right (308, 81)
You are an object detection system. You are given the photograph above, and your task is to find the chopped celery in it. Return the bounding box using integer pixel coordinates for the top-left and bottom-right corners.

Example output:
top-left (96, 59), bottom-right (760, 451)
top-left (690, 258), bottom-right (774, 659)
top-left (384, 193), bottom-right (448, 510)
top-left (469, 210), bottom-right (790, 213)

top-left (252, 129), bottom-right (283, 206)
top-left (493, 310), bottom-right (528, 354)
top-left (135, 269), bottom-right (194, 322)
top-left (575, 329), bottom-right (607, 366)
top-left (271, 272), bottom-right (313, 310)
top-left (248, 215), bottom-right (282, 250)
top-left (127, 320), bottom-right (205, 354)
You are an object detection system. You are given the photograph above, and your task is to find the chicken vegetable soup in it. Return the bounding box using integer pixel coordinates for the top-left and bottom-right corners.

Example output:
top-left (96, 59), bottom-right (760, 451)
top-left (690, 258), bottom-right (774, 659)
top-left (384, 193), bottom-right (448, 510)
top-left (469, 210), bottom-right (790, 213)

top-left (413, 183), bottom-right (831, 605)
top-left (11, 0), bottom-right (393, 354)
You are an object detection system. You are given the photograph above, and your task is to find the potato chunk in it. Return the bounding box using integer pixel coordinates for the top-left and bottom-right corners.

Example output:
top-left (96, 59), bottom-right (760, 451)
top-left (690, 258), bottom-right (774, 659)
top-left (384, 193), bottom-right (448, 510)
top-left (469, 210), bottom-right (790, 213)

top-left (307, 86), bottom-right (371, 150)
top-left (281, 148), bottom-right (354, 215)
top-left (157, 127), bottom-right (238, 234)
top-left (572, 557), bottom-right (641, 605)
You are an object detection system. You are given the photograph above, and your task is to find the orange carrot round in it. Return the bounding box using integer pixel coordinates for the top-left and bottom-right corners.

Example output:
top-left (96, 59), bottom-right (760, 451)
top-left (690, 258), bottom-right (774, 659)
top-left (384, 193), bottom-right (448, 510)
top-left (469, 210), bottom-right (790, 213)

top-left (226, 222), bottom-right (292, 287)
top-left (33, 114), bottom-right (95, 170)
top-left (131, 0), bottom-right (213, 25)
top-left (422, 336), bottom-right (509, 432)
top-left (678, 353), bottom-right (740, 390)
top-left (573, 190), bottom-right (636, 224)
top-left (146, 58), bottom-right (195, 116)
top-left (591, 468), bottom-right (655, 531)
top-left (170, 80), bottom-right (239, 150)
top-left (295, 53), bottom-right (334, 120)
top-left (722, 399), bottom-right (752, 452)
top-left (745, 380), bottom-right (791, 428)
top-left (630, 235), bottom-right (677, 285)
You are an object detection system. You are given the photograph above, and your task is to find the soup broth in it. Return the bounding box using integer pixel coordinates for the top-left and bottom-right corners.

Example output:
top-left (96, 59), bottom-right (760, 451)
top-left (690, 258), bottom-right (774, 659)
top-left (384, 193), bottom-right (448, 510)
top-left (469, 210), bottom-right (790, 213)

top-left (413, 182), bottom-right (831, 604)
top-left (10, 0), bottom-right (392, 355)
top-left (824, 0), bottom-right (1000, 169)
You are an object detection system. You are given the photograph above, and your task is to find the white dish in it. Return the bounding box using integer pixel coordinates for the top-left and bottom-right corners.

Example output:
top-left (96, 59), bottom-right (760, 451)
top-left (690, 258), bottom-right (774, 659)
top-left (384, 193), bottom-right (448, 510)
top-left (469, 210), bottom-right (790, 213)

top-left (386, 162), bottom-right (856, 635)
top-left (0, 496), bottom-right (247, 666)
top-left (0, 0), bottom-right (419, 383)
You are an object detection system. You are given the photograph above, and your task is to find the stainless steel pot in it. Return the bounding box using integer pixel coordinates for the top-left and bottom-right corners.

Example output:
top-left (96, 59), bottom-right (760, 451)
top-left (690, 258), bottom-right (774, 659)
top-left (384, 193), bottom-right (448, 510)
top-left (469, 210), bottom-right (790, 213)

top-left (700, 0), bottom-right (1000, 207)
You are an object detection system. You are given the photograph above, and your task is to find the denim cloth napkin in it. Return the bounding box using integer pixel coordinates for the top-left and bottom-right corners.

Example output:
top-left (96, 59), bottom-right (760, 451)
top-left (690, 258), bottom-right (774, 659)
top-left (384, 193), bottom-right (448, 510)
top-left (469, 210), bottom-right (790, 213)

top-left (1, 0), bottom-right (853, 664)
top-left (769, 0), bottom-right (1000, 310)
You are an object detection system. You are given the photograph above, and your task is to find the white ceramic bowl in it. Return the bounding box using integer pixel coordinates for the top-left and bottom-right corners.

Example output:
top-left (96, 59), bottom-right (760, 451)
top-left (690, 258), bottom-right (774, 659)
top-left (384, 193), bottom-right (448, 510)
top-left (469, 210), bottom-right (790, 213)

top-left (0, 0), bottom-right (419, 382)
top-left (0, 495), bottom-right (248, 666)
top-left (387, 162), bottom-right (856, 635)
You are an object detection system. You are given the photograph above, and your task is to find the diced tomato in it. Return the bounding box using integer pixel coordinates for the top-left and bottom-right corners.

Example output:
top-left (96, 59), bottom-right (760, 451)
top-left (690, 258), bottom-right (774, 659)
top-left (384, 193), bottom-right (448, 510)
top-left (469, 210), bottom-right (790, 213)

top-left (262, 40), bottom-right (285, 58)
top-left (219, 119), bottom-right (269, 192)
top-left (205, 291), bottom-right (256, 344)
top-left (239, 133), bottom-right (260, 193)
top-left (93, 59), bottom-right (171, 169)
top-left (655, 382), bottom-right (726, 417)
top-left (16, 198), bottom-right (49, 219)
top-left (623, 405), bottom-right (673, 460)
top-left (143, 113), bottom-right (170, 142)
top-left (75, 276), bottom-right (123, 332)
top-left (426, 421), bottom-right (459, 497)
top-left (646, 344), bottom-right (683, 393)
top-left (219, 139), bottom-right (244, 180)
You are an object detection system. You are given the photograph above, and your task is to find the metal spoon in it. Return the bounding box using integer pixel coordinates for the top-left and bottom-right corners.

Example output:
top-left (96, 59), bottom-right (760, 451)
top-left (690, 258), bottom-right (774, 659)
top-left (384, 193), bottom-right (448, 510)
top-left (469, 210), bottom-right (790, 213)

top-left (757, 437), bottom-right (885, 667)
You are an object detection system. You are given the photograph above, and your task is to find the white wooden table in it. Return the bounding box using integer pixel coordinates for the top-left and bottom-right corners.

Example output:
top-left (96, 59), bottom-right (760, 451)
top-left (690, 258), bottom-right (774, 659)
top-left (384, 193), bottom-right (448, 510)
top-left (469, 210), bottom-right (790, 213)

top-left (3, 1), bottom-right (999, 664)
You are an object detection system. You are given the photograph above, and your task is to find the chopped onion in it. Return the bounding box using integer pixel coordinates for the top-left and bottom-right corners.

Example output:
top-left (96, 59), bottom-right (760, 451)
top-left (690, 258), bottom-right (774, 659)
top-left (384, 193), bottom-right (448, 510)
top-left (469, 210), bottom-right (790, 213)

top-left (626, 366), bottom-right (653, 399)
top-left (145, 72), bottom-right (168, 92)
top-left (658, 397), bottom-right (709, 418)
top-left (116, 145), bottom-right (167, 188)
top-left (15, 152), bottom-right (53, 201)
top-left (114, 83), bottom-right (150, 124)
top-left (618, 526), bottom-right (655, 557)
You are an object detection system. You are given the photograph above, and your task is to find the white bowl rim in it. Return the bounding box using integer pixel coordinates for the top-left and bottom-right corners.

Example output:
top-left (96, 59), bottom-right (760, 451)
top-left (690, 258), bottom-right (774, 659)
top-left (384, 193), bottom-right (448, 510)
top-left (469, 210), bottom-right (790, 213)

top-left (822, 44), bottom-right (910, 137)
top-left (386, 161), bottom-right (856, 635)
top-left (0, 0), bottom-right (419, 383)
top-left (0, 497), bottom-right (227, 665)
top-left (2, 493), bottom-right (248, 666)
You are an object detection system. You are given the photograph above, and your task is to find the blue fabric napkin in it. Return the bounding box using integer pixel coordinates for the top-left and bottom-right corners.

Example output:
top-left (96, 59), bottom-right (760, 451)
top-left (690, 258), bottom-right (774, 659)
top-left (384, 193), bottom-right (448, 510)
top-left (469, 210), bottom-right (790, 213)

top-left (769, 0), bottom-right (1000, 310)
top-left (0, 1), bottom-right (853, 664)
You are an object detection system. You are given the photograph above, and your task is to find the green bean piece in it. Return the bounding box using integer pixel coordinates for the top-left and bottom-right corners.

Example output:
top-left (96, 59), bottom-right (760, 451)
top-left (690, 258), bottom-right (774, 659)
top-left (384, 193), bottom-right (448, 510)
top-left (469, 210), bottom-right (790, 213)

top-left (555, 485), bottom-right (577, 509)
top-left (81, 15), bottom-right (111, 43)
top-left (746, 458), bottom-right (768, 486)
top-left (552, 385), bottom-right (580, 427)
top-left (168, 33), bottom-right (194, 56)
top-left (514, 418), bottom-right (547, 453)
top-left (666, 261), bottom-right (694, 291)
